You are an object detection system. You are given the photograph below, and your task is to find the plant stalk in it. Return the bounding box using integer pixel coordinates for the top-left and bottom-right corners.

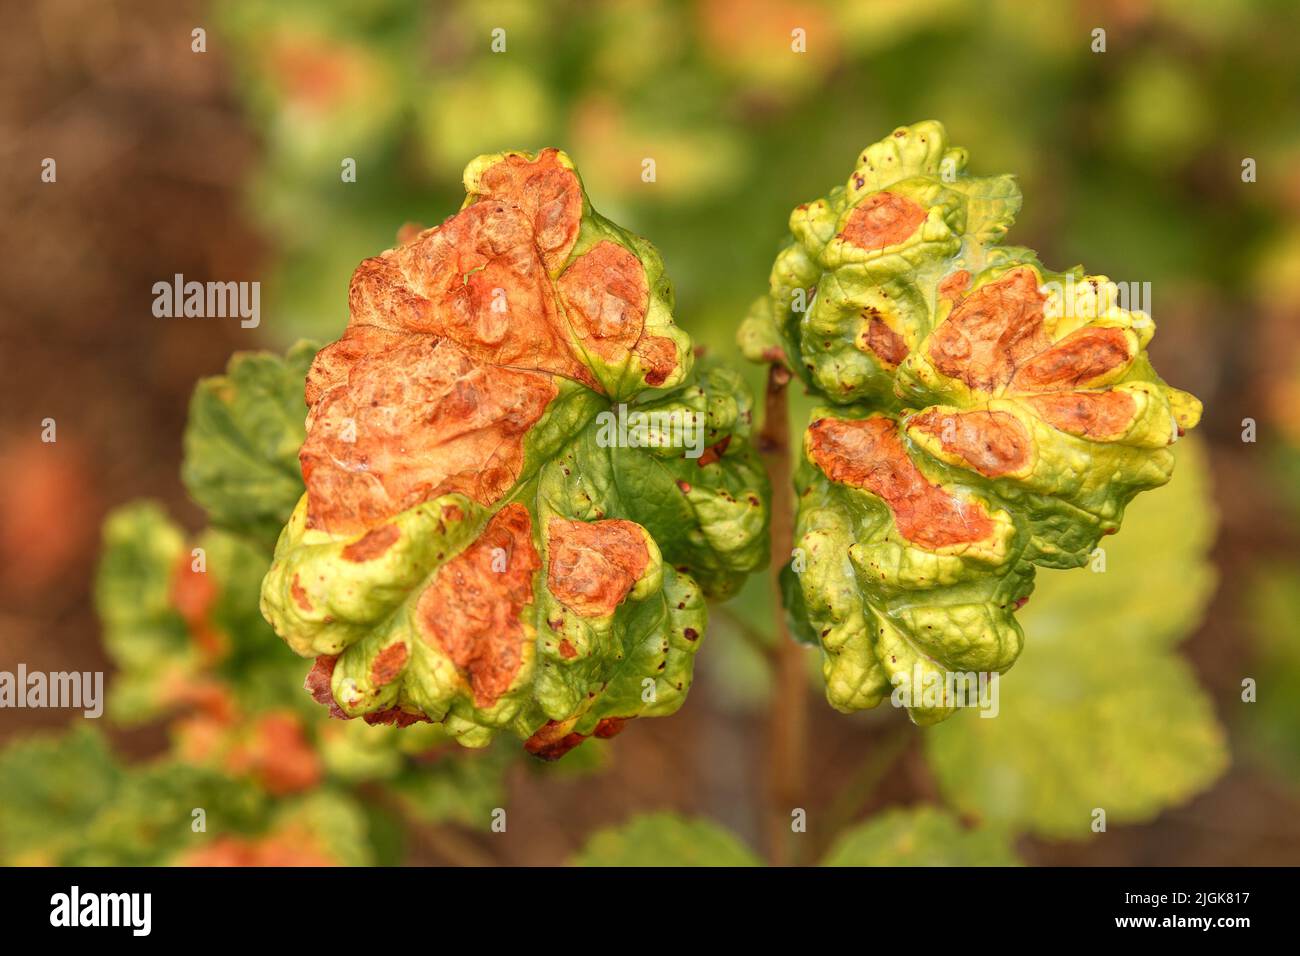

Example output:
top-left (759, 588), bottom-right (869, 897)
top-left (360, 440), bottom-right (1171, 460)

top-left (759, 362), bottom-right (808, 866)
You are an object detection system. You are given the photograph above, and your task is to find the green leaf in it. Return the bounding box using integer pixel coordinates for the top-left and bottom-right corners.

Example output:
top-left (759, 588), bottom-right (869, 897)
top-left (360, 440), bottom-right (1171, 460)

top-left (821, 807), bottom-right (1020, 866)
top-left (571, 813), bottom-right (762, 867)
top-left (261, 148), bottom-right (770, 755)
top-left (924, 440), bottom-right (1227, 838)
top-left (182, 342), bottom-right (316, 546)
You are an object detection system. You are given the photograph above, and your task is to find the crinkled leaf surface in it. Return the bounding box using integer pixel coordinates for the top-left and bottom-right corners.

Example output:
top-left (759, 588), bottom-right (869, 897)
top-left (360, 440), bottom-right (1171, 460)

top-left (924, 440), bottom-right (1227, 838)
top-left (741, 121), bottom-right (1202, 723)
top-left (571, 812), bottom-right (761, 867)
top-left (261, 148), bottom-right (770, 754)
top-left (821, 806), bottom-right (1020, 866)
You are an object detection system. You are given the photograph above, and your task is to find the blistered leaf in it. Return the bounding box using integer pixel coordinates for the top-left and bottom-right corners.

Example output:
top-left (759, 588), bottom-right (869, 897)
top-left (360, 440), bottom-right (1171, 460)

top-left (925, 440), bottom-right (1227, 838)
top-left (182, 343), bottom-right (315, 545)
top-left (262, 148), bottom-right (770, 755)
top-left (743, 121), bottom-right (1202, 723)
top-left (571, 812), bottom-right (761, 867)
top-left (821, 807), bottom-right (1020, 866)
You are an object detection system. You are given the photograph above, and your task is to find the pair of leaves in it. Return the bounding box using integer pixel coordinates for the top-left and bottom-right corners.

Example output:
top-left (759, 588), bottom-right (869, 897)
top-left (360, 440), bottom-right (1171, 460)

top-left (571, 807), bottom-right (1019, 867)
top-left (741, 121), bottom-right (1202, 724)
top-left (257, 148), bottom-right (770, 754)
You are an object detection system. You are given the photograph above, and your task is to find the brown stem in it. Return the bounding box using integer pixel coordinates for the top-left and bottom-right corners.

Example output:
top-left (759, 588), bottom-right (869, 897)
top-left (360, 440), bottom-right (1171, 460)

top-left (758, 362), bottom-right (807, 866)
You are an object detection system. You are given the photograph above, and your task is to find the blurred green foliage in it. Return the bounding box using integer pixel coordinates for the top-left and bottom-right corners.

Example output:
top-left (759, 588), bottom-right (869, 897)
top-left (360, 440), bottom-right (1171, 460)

top-left (821, 807), bottom-right (1020, 866)
top-left (212, 0), bottom-right (1300, 383)
top-left (573, 806), bottom-right (1020, 865)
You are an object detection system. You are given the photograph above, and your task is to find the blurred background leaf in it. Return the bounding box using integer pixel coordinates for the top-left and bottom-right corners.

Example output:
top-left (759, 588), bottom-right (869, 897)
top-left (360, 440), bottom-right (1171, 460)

top-left (572, 812), bottom-right (762, 866)
top-left (821, 807), bottom-right (1020, 866)
top-left (925, 440), bottom-right (1229, 838)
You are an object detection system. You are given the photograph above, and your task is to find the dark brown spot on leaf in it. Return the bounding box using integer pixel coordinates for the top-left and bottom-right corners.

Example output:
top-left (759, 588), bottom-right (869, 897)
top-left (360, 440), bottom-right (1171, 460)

top-left (860, 315), bottom-right (909, 367)
top-left (593, 716), bottom-right (629, 738)
top-left (524, 718), bottom-right (587, 760)
top-left (696, 434), bottom-right (731, 467)
top-left (362, 707), bottom-right (431, 728)
top-left (305, 655), bottom-right (347, 719)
